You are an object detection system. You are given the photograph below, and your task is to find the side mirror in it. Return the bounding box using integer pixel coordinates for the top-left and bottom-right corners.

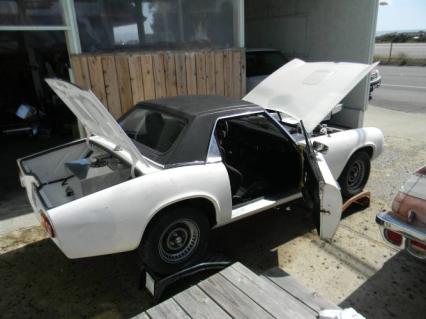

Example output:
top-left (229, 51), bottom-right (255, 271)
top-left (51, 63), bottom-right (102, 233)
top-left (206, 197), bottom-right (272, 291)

top-left (313, 141), bottom-right (329, 154)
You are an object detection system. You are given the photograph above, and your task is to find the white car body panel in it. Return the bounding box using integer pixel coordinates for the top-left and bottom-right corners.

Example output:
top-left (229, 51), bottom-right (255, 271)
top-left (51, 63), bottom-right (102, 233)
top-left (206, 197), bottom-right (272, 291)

top-left (45, 79), bottom-right (154, 173)
top-left (308, 127), bottom-right (384, 179)
top-left (315, 153), bottom-right (343, 239)
top-left (243, 59), bottom-right (379, 132)
top-left (30, 158), bottom-right (231, 258)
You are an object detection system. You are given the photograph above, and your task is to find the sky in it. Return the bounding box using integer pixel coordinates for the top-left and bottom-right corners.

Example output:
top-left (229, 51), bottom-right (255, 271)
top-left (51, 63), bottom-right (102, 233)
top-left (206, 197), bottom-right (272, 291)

top-left (376, 0), bottom-right (426, 32)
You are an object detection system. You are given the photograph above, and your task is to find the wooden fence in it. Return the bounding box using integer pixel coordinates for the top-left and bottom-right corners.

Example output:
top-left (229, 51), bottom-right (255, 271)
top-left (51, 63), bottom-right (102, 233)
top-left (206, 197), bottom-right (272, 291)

top-left (70, 49), bottom-right (246, 119)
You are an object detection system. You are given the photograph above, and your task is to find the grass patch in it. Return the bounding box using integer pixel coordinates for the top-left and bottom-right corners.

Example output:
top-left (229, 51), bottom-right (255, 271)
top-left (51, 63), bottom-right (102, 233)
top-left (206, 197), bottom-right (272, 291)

top-left (374, 54), bottom-right (426, 66)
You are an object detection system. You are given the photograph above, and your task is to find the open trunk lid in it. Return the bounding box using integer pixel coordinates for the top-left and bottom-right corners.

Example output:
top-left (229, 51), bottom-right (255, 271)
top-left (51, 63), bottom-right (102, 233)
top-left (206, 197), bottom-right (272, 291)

top-left (243, 59), bottom-right (378, 132)
top-left (45, 79), bottom-right (151, 170)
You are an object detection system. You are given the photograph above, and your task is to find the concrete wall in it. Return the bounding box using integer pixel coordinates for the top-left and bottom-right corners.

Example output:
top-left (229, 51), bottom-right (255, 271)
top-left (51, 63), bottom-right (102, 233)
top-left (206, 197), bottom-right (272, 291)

top-left (245, 0), bottom-right (379, 128)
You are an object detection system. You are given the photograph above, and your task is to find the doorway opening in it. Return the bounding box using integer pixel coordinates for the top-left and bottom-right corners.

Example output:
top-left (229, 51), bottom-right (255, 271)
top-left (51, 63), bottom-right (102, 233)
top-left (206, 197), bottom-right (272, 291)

top-left (0, 30), bottom-right (76, 220)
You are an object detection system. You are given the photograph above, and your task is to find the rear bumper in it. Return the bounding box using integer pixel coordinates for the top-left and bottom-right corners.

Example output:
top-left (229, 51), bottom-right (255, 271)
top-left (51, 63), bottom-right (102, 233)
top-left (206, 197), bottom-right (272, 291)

top-left (376, 210), bottom-right (426, 259)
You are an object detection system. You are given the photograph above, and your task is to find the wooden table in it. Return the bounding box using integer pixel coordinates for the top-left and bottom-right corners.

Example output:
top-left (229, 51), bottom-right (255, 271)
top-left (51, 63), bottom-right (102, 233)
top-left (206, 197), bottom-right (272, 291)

top-left (134, 262), bottom-right (340, 318)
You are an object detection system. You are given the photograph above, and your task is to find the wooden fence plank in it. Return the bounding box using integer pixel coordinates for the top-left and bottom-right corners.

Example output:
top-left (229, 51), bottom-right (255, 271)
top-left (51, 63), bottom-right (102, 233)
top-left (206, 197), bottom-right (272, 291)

top-left (240, 48), bottom-right (247, 96)
top-left (223, 50), bottom-right (233, 97)
top-left (101, 55), bottom-right (122, 118)
top-left (205, 51), bottom-right (216, 95)
top-left (195, 51), bottom-right (206, 95)
top-left (128, 55), bottom-right (145, 105)
top-left (175, 52), bottom-right (187, 96)
top-left (153, 53), bottom-right (167, 98)
top-left (70, 56), bottom-right (89, 89)
top-left (214, 51), bottom-right (224, 96)
top-left (141, 54), bottom-right (155, 100)
top-left (87, 55), bottom-right (107, 105)
top-left (174, 285), bottom-right (231, 318)
top-left (185, 52), bottom-right (197, 95)
top-left (115, 55), bottom-right (133, 113)
top-left (198, 272), bottom-right (274, 319)
top-left (232, 50), bottom-right (242, 98)
top-left (221, 263), bottom-right (317, 319)
top-left (165, 53), bottom-right (178, 97)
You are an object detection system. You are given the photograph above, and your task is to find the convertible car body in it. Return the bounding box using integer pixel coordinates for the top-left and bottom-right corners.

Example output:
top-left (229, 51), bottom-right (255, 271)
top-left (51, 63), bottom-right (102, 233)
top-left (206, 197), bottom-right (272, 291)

top-left (18, 59), bottom-right (384, 274)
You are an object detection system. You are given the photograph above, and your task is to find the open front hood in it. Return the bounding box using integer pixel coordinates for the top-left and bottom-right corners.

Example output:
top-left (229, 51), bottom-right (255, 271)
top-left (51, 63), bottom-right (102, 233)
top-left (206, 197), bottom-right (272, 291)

top-left (243, 59), bottom-right (378, 132)
top-left (46, 79), bottom-right (150, 169)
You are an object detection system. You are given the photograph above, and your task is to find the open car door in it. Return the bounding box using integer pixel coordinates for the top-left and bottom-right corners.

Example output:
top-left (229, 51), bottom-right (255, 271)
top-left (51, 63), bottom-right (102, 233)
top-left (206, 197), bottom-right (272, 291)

top-left (300, 121), bottom-right (342, 240)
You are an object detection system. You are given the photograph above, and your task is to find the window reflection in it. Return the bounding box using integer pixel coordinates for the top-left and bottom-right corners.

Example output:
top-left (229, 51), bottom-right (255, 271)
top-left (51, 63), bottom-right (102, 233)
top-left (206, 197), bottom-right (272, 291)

top-left (75, 0), bottom-right (240, 53)
top-left (0, 0), bottom-right (63, 25)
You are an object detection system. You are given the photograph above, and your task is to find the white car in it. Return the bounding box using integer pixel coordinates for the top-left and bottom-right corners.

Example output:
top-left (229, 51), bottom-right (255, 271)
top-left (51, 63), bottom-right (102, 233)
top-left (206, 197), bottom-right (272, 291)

top-left (18, 59), bottom-right (384, 274)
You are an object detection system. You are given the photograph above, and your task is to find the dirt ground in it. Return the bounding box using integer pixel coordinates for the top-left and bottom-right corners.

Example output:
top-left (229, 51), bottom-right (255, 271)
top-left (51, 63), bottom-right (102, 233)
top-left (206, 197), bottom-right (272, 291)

top-left (0, 105), bottom-right (425, 318)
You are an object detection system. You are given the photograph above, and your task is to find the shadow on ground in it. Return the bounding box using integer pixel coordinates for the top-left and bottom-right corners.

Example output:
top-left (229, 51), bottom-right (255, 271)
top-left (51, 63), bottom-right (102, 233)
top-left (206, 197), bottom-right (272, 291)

top-left (211, 200), bottom-right (315, 272)
top-left (0, 239), bottom-right (152, 319)
top-left (341, 252), bottom-right (426, 319)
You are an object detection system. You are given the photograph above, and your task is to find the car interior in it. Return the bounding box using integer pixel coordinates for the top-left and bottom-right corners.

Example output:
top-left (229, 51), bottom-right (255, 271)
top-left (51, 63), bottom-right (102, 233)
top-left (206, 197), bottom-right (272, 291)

top-left (215, 113), bottom-right (303, 205)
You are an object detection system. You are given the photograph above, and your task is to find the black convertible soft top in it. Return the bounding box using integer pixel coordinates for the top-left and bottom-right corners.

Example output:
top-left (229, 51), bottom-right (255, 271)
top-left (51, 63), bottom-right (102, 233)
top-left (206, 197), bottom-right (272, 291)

top-left (121, 96), bottom-right (263, 167)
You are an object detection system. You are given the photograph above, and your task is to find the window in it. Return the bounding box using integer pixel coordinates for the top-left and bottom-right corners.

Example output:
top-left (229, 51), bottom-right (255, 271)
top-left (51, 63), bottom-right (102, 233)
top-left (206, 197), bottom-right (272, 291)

top-left (75, 0), bottom-right (242, 52)
top-left (0, 0), bottom-right (63, 25)
top-left (120, 108), bottom-right (185, 153)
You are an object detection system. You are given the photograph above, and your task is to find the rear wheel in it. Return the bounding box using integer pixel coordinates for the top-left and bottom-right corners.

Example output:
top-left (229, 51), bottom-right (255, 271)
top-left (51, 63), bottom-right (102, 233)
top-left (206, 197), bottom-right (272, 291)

top-left (140, 206), bottom-right (210, 275)
top-left (338, 151), bottom-right (371, 199)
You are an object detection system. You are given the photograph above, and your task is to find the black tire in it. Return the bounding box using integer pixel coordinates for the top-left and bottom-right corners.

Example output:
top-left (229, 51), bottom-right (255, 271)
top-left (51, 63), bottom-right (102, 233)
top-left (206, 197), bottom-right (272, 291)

top-left (338, 150), bottom-right (371, 199)
top-left (140, 206), bottom-right (210, 275)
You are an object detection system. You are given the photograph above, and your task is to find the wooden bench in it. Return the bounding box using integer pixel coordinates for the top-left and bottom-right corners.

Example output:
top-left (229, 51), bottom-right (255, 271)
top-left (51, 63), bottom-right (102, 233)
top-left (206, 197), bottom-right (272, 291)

top-left (134, 262), bottom-right (339, 318)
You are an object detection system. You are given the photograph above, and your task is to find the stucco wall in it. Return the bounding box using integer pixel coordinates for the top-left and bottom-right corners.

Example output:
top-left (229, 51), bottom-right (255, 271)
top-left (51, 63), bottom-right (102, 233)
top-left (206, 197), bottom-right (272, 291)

top-left (245, 0), bottom-right (379, 128)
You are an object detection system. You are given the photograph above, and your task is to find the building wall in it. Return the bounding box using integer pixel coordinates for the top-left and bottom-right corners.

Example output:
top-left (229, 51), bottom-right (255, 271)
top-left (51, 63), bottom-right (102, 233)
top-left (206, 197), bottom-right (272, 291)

top-left (245, 0), bottom-right (379, 128)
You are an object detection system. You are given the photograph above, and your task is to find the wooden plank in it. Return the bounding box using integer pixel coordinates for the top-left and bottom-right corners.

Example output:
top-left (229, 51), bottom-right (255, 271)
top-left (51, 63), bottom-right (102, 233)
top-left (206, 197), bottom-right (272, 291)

top-left (153, 53), bottom-right (167, 98)
top-left (164, 53), bottom-right (178, 97)
top-left (223, 49), bottom-right (233, 97)
top-left (141, 54), bottom-right (156, 100)
top-left (128, 55), bottom-right (145, 104)
top-left (185, 52), bottom-right (197, 95)
top-left (221, 263), bottom-right (316, 319)
top-left (101, 55), bottom-right (122, 118)
top-left (195, 51), bottom-right (206, 95)
top-left (115, 55), bottom-right (133, 114)
top-left (198, 272), bottom-right (274, 319)
top-left (146, 298), bottom-right (190, 319)
top-left (87, 55), bottom-right (107, 105)
top-left (205, 51), bottom-right (216, 95)
top-left (70, 56), bottom-right (89, 89)
top-left (262, 267), bottom-right (340, 313)
top-left (240, 49), bottom-right (247, 96)
top-left (174, 285), bottom-right (231, 319)
top-left (214, 51), bottom-right (224, 96)
top-left (232, 50), bottom-right (242, 98)
top-left (175, 52), bottom-right (187, 96)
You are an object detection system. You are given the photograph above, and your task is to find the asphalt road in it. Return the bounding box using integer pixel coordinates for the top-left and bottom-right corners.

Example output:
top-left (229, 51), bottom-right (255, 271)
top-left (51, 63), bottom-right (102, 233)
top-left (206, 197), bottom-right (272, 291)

top-left (370, 65), bottom-right (426, 113)
top-left (374, 43), bottom-right (426, 59)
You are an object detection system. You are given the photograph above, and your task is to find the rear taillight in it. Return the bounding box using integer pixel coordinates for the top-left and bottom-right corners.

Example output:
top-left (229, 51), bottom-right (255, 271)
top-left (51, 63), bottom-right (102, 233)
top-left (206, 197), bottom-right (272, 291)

top-left (40, 211), bottom-right (55, 237)
top-left (384, 229), bottom-right (403, 246)
top-left (411, 239), bottom-right (426, 251)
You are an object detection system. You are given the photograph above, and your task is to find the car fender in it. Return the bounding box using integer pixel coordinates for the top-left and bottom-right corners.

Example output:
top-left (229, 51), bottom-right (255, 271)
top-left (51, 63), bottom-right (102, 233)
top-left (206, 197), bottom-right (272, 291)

top-left (310, 127), bottom-right (384, 179)
top-left (48, 162), bottom-right (231, 259)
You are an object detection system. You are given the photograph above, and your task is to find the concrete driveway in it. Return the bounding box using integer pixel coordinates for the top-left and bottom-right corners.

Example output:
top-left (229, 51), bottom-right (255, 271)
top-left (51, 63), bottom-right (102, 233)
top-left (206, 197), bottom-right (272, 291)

top-left (1, 105), bottom-right (425, 318)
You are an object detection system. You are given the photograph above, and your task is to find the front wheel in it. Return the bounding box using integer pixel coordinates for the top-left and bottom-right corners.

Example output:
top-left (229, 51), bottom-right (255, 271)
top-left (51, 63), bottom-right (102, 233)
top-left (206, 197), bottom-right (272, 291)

top-left (139, 206), bottom-right (210, 275)
top-left (338, 150), bottom-right (371, 199)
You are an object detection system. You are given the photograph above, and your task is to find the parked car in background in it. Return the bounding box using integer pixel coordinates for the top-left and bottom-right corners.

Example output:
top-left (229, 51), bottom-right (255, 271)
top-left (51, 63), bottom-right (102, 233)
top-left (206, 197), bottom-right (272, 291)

top-left (376, 166), bottom-right (426, 260)
top-left (369, 68), bottom-right (382, 99)
top-left (18, 59), bottom-right (383, 275)
top-left (246, 48), bottom-right (289, 92)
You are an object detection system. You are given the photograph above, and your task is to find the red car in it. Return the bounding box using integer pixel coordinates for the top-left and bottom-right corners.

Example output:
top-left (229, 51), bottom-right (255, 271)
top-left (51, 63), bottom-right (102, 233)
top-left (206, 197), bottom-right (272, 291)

top-left (376, 166), bottom-right (426, 259)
